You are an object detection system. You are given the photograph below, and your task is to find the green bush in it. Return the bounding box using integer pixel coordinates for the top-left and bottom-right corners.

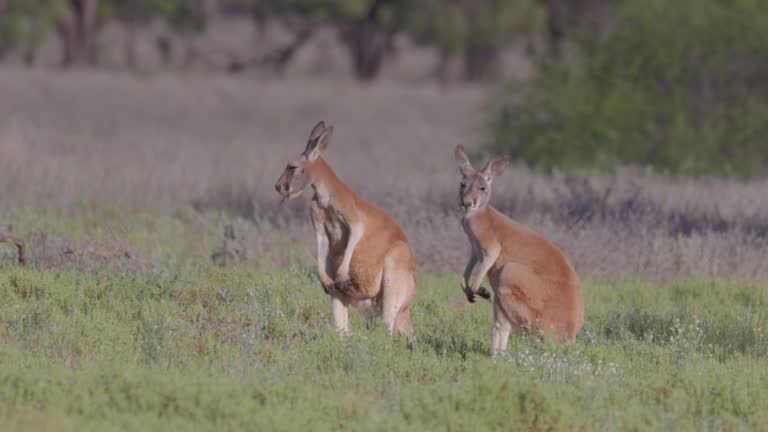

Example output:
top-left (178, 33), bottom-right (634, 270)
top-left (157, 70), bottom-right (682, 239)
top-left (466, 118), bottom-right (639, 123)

top-left (490, 0), bottom-right (768, 176)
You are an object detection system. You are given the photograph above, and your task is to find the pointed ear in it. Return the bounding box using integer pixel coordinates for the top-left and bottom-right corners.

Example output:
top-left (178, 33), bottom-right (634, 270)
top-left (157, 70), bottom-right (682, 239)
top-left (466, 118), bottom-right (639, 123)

top-left (454, 145), bottom-right (475, 176)
top-left (482, 155), bottom-right (510, 179)
top-left (304, 123), bottom-right (333, 160)
top-left (309, 121), bottom-right (326, 140)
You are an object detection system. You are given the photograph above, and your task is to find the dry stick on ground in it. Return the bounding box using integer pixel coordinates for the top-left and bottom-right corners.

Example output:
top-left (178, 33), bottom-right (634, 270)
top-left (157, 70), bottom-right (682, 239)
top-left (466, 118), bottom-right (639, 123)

top-left (0, 233), bottom-right (27, 266)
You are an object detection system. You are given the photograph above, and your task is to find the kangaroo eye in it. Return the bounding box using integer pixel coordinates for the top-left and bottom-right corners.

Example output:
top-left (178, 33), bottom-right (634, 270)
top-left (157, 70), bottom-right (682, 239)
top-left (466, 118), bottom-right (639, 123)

top-left (480, 186), bottom-right (487, 191)
top-left (460, 182), bottom-right (466, 189)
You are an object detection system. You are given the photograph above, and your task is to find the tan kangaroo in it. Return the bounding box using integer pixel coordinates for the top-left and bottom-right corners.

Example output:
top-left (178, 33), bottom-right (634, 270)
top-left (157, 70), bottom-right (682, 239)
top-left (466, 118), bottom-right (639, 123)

top-left (275, 121), bottom-right (418, 341)
top-left (454, 145), bottom-right (583, 354)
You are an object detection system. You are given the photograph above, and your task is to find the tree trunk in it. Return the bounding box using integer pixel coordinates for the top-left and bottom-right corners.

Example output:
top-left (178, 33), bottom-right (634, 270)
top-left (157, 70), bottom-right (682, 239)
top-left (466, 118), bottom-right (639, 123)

top-left (348, 26), bottom-right (389, 80)
top-left (342, 0), bottom-right (395, 81)
top-left (250, 1), bottom-right (269, 38)
top-left (265, 25), bottom-right (312, 73)
top-left (155, 35), bottom-right (172, 67)
top-left (0, 0), bottom-right (9, 60)
top-left (124, 20), bottom-right (138, 69)
top-left (61, 0), bottom-right (100, 66)
top-left (543, 0), bottom-right (564, 59)
top-left (432, 50), bottom-right (452, 84)
top-left (463, 45), bottom-right (499, 81)
top-left (23, 41), bottom-right (36, 66)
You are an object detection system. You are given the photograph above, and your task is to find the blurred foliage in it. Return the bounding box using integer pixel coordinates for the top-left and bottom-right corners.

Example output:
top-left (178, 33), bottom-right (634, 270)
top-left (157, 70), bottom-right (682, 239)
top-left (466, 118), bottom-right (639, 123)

top-left (0, 0), bottom-right (209, 65)
top-left (408, 0), bottom-right (543, 80)
top-left (0, 0), bottom-right (545, 78)
top-left (94, 0), bottom-right (209, 35)
top-left (0, 0), bottom-right (61, 61)
top-left (490, 0), bottom-right (768, 176)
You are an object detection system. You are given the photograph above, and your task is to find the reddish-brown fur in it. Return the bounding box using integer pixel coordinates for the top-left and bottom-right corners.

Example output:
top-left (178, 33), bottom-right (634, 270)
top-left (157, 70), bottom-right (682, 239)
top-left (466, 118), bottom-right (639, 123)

top-left (454, 145), bottom-right (583, 354)
top-left (275, 121), bottom-right (417, 341)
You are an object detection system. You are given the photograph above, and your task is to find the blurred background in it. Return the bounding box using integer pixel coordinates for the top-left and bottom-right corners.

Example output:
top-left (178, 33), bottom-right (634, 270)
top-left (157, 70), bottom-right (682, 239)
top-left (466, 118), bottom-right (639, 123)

top-left (1, 0), bottom-right (768, 281)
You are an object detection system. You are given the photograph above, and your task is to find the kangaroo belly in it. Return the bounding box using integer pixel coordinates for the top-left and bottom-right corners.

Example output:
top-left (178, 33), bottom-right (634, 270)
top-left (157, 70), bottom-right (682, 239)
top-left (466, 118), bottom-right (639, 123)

top-left (328, 239), bottom-right (386, 300)
top-left (495, 261), bottom-right (579, 339)
top-left (322, 206), bottom-right (401, 300)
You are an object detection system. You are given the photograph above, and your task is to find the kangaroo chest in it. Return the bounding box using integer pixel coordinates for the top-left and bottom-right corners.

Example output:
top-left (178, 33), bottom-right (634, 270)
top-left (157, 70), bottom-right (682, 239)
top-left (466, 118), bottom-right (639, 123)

top-left (463, 214), bottom-right (504, 277)
top-left (462, 216), bottom-right (490, 257)
top-left (311, 200), bottom-right (350, 253)
top-left (310, 199), bottom-right (382, 298)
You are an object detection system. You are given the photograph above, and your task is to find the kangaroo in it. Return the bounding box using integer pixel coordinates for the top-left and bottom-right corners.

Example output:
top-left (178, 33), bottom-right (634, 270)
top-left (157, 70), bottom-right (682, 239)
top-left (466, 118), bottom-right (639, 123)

top-left (275, 121), bottom-right (418, 341)
top-left (454, 145), bottom-right (583, 354)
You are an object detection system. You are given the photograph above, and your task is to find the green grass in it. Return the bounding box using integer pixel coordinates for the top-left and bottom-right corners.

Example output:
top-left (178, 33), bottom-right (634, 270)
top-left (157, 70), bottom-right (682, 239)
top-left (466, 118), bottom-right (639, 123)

top-left (1, 262), bottom-right (767, 431)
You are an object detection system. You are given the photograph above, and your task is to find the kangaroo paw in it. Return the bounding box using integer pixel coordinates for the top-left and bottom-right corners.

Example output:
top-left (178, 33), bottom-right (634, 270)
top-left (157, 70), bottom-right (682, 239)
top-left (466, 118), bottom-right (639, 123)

top-left (332, 278), bottom-right (354, 294)
top-left (477, 286), bottom-right (492, 300)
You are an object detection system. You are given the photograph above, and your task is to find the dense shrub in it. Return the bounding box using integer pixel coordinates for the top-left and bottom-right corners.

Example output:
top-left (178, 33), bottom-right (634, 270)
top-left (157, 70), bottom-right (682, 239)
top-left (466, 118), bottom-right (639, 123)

top-left (490, 0), bottom-right (768, 176)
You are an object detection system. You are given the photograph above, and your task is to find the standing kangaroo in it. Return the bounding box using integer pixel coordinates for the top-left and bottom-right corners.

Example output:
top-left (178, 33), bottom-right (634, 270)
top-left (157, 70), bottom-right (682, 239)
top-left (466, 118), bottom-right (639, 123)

top-left (275, 121), bottom-right (418, 341)
top-left (454, 145), bottom-right (583, 354)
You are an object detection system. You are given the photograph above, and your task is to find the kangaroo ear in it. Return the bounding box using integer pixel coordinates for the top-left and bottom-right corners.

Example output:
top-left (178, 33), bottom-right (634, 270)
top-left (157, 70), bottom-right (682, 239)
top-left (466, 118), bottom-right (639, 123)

top-left (309, 121), bottom-right (326, 140)
top-left (482, 155), bottom-right (510, 179)
top-left (454, 145), bottom-right (475, 176)
top-left (304, 122), bottom-right (333, 160)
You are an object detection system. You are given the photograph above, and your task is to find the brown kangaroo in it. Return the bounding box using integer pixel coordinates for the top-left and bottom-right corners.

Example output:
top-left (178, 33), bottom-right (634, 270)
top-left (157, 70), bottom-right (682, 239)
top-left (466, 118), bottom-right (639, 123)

top-left (275, 121), bottom-right (418, 341)
top-left (454, 145), bottom-right (583, 354)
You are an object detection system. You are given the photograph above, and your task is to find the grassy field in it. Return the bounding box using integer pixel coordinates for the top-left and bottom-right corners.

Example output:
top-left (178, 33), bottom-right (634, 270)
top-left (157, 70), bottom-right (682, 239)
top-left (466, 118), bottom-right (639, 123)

top-left (1, 261), bottom-right (767, 431)
top-left (1, 70), bottom-right (768, 430)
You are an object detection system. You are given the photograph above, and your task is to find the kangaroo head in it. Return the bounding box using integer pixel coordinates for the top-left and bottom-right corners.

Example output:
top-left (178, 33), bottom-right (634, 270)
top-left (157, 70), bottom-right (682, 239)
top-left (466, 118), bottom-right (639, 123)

top-left (454, 145), bottom-right (509, 213)
top-left (275, 121), bottom-right (334, 200)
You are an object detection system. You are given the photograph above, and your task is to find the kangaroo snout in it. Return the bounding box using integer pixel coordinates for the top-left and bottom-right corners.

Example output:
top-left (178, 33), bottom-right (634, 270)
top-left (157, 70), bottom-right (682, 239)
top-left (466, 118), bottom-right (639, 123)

top-left (275, 181), bottom-right (285, 196)
top-left (275, 177), bottom-right (291, 198)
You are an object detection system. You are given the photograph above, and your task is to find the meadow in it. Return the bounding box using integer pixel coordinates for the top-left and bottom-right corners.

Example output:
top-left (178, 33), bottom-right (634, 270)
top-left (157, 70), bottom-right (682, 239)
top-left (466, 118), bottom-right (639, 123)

top-left (1, 69), bottom-right (768, 431)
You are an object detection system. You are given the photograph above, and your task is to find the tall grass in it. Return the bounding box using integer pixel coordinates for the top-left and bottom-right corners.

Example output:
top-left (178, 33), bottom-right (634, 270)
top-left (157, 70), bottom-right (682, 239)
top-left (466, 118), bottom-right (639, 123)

top-left (2, 70), bottom-right (768, 281)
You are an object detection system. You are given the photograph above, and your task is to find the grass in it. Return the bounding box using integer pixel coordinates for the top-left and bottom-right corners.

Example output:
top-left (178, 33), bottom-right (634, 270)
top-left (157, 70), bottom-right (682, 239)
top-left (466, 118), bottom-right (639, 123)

top-left (1, 262), bottom-right (767, 431)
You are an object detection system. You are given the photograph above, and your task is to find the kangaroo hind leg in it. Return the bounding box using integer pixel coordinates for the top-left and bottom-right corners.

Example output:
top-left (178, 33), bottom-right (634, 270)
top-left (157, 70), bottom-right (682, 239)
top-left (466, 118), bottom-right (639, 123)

top-left (381, 242), bottom-right (418, 342)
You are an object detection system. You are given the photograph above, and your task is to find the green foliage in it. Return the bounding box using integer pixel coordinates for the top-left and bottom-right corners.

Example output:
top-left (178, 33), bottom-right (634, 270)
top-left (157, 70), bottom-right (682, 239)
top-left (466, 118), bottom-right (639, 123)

top-left (490, 0), bottom-right (768, 176)
top-left (1, 262), bottom-right (768, 430)
top-left (0, 0), bottom-right (61, 57)
top-left (410, 0), bottom-right (541, 52)
top-left (102, 0), bottom-right (207, 33)
top-left (102, 0), bottom-right (177, 22)
top-left (220, 0), bottom-right (380, 25)
top-left (0, 0), bottom-right (545, 78)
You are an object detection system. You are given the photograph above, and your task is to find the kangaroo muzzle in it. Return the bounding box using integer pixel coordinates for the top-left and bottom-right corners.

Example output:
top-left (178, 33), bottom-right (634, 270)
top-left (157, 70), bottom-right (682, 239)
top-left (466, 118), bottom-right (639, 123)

top-left (275, 181), bottom-right (287, 196)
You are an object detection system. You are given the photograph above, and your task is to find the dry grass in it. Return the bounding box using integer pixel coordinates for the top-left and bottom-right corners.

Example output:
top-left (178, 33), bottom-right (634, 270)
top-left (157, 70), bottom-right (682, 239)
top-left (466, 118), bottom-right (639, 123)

top-left (2, 68), bottom-right (768, 281)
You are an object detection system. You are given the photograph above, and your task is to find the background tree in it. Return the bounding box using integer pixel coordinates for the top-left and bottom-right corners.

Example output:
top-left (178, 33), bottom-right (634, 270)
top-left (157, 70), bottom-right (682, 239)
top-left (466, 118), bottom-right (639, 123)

top-left (408, 0), bottom-right (541, 81)
top-left (56, 0), bottom-right (103, 66)
top-left (102, 0), bottom-right (176, 67)
top-left (490, 0), bottom-right (768, 176)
